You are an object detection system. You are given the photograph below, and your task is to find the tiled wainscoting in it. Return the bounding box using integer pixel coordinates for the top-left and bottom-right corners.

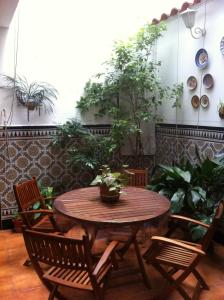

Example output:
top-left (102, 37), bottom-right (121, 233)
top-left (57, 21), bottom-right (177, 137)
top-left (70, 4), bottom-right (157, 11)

top-left (4, 123), bottom-right (222, 222)
top-left (0, 125), bottom-right (111, 222)
top-left (155, 124), bottom-right (224, 165)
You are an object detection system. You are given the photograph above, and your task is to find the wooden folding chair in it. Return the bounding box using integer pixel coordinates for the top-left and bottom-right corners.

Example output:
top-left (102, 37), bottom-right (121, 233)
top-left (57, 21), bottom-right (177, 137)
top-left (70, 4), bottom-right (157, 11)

top-left (13, 177), bottom-right (60, 233)
top-left (22, 227), bottom-right (119, 300)
top-left (125, 168), bottom-right (149, 188)
top-left (109, 168), bottom-right (149, 245)
top-left (143, 201), bottom-right (224, 300)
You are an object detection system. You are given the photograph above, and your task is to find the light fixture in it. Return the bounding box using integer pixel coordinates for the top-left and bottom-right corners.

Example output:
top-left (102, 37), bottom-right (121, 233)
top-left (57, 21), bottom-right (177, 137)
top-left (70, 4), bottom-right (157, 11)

top-left (180, 8), bottom-right (206, 39)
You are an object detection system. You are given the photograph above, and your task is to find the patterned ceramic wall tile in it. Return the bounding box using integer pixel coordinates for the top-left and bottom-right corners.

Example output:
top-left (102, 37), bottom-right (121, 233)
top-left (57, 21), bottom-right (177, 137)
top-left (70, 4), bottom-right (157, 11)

top-left (0, 126), bottom-right (97, 220)
top-left (156, 125), bottom-right (224, 166)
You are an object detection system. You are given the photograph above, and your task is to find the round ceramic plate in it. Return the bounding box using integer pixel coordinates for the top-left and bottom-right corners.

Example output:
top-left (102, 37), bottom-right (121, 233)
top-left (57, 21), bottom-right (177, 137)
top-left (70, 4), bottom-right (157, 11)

top-left (200, 95), bottom-right (209, 108)
top-left (203, 73), bottom-right (214, 89)
top-left (195, 48), bottom-right (208, 69)
top-left (191, 95), bottom-right (200, 108)
top-left (187, 76), bottom-right (197, 90)
top-left (220, 37), bottom-right (224, 55)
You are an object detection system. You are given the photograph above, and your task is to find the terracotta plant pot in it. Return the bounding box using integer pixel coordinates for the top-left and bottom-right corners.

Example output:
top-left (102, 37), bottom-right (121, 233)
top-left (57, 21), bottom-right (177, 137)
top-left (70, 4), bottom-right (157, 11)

top-left (26, 101), bottom-right (36, 110)
top-left (99, 185), bottom-right (120, 202)
top-left (12, 218), bottom-right (23, 233)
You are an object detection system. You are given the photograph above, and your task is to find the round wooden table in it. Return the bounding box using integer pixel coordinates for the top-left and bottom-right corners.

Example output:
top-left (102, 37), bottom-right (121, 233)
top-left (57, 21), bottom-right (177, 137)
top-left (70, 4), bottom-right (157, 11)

top-left (54, 186), bottom-right (170, 227)
top-left (54, 186), bottom-right (170, 288)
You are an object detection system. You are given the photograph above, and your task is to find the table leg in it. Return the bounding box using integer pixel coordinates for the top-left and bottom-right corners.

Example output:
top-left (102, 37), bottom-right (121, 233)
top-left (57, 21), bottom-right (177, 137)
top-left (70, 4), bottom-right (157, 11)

top-left (133, 236), bottom-right (151, 289)
top-left (118, 224), bottom-right (151, 288)
top-left (82, 223), bottom-right (97, 247)
top-left (118, 225), bottom-right (139, 257)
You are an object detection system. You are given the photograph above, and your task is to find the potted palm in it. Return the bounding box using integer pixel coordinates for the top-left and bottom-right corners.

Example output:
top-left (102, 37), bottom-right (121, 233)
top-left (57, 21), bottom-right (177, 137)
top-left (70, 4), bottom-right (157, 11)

top-left (2, 74), bottom-right (58, 119)
top-left (91, 165), bottom-right (130, 202)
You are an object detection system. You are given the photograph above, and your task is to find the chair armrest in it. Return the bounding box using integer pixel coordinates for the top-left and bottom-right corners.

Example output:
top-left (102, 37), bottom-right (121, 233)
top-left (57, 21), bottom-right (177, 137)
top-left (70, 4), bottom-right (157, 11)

top-left (42, 196), bottom-right (56, 201)
top-left (123, 169), bottom-right (134, 175)
top-left (151, 236), bottom-right (206, 256)
top-left (93, 241), bottom-right (119, 276)
top-left (20, 209), bottom-right (53, 216)
top-left (170, 215), bottom-right (210, 229)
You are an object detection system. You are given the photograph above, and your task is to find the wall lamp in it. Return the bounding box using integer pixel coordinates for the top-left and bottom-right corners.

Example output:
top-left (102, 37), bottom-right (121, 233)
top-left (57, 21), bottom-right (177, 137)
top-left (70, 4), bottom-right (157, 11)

top-left (180, 8), bottom-right (206, 39)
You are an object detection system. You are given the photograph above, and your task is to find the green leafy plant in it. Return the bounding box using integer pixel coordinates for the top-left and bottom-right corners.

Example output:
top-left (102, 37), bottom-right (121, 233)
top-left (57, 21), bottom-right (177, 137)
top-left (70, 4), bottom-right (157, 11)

top-left (91, 165), bottom-right (130, 193)
top-left (53, 119), bottom-right (119, 173)
top-left (32, 183), bottom-right (54, 219)
top-left (148, 156), bottom-right (224, 240)
top-left (77, 22), bottom-right (183, 165)
top-left (2, 74), bottom-right (58, 112)
top-left (12, 211), bottom-right (22, 220)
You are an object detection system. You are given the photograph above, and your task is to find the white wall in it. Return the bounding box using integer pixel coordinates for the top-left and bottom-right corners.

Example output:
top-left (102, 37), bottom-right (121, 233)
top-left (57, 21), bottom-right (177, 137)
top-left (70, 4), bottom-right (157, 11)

top-left (0, 0), bottom-right (186, 126)
top-left (157, 0), bottom-right (224, 127)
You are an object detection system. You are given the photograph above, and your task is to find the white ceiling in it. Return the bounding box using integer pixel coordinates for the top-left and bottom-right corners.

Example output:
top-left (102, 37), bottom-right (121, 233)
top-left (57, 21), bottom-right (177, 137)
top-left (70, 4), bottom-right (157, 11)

top-left (0, 0), bottom-right (19, 27)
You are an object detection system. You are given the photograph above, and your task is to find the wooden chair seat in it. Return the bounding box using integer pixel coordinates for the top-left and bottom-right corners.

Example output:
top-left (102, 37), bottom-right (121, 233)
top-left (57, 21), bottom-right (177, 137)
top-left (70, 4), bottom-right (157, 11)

top-left (44, 262), bottom-right (111, 290)
top-left (152, 243), bottom-right (199, 268)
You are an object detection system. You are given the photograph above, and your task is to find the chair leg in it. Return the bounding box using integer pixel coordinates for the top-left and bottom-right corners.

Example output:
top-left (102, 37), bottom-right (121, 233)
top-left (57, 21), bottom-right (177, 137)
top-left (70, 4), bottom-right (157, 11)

top-left (193, 269), bottom-right (209, 290)
top-left (93, 287), bottom-right (104, 300)
top-left (133, 239), bottom-right (151, 289)
top-left (152, 262), bottom-right (192, 300)
top-left (48, 284), bottom-right (57, 300)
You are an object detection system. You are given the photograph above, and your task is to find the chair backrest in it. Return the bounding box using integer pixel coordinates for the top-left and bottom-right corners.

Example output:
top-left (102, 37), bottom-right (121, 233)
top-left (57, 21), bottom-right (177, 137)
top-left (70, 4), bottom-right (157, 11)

top-left (22, 228), bottom-right (93, 272)
top-left (126, 168), bottom-right (148, 188)
top-left (13, 177), bottom-right (47, 227)
top-left (202, 200), bottom-right (224, 251)
top-left (13, 177), bottom-right (45, 211)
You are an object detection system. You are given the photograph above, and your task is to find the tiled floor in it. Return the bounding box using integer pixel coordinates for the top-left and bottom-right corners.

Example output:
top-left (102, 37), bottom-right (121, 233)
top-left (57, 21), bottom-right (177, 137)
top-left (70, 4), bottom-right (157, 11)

top-left (0, 229), bottom-right (224, 300)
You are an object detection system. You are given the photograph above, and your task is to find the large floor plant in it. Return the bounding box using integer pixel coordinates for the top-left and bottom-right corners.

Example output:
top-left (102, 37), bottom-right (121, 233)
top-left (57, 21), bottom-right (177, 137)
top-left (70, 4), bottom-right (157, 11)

top-left (77, 22), bottom-right (183, 166)
top-left (148, 155), bottom-right (224, 241)
top-left (53, 119), bottom-right (119, 175)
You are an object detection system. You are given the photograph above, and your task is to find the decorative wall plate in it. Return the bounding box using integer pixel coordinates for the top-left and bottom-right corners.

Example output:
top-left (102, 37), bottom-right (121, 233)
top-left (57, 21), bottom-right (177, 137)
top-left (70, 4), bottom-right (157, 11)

top-left (187, 76), bottom-right (197, 90)
top-left (191, 95), bottom-right (200, 108)
top-left (200, 95), bottom-right (209, 108)
top-left (195, 48), bottom-right (208, 69)
top-left (203, 74), bottom-right (214, 89)
top-left (220, 37), bottom-right (224, 55)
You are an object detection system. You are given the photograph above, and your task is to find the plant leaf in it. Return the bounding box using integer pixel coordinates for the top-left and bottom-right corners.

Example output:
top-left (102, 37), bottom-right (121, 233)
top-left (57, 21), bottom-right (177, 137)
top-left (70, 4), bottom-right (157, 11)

top-left (171, 188), bottom-right (185, 213)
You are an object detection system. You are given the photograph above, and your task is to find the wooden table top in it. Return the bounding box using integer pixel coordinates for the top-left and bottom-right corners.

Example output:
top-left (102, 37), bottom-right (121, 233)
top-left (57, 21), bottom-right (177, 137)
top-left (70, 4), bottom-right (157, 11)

top-left (54, 186), bottom-right (170, 227)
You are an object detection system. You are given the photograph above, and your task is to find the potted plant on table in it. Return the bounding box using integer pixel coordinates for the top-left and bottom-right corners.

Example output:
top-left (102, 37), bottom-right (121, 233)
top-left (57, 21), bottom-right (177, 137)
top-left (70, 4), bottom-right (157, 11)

top-left (91, 165), bottom-right (130, 202)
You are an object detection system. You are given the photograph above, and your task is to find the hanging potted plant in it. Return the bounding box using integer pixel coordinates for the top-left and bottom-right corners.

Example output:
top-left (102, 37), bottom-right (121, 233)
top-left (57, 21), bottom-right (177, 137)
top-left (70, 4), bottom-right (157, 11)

top-left (2, 74), bottom-right (58, 120)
